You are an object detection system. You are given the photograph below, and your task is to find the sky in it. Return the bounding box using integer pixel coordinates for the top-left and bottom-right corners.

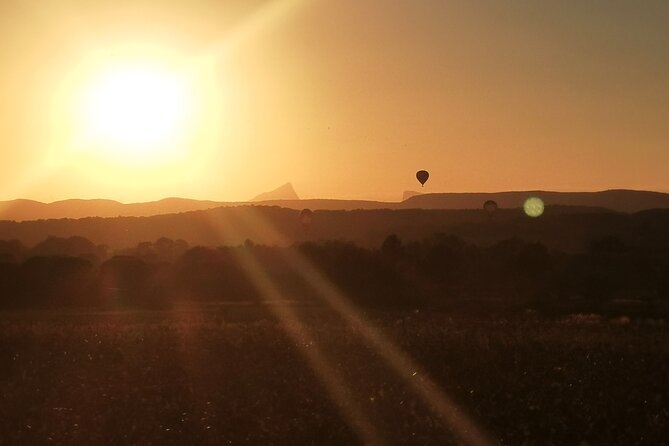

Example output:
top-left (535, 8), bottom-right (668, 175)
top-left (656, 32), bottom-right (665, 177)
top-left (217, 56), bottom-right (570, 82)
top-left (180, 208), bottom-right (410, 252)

top-left (0, 0), bottom-right (667, 202)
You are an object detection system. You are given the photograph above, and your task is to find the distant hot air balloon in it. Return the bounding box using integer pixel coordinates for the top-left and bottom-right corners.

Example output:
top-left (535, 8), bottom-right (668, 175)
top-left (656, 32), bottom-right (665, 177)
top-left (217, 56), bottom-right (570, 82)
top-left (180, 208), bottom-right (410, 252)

top-left (483, 200), bottom-right (498, 218)
top-left (416, 170), bottom-right (429, 187)
top-left (299, 208), bottom-right (313, 231)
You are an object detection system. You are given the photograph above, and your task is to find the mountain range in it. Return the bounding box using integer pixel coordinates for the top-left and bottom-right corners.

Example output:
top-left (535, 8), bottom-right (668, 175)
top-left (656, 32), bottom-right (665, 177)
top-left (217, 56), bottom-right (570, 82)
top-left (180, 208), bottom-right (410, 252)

top-left (0, 203), bottom-right (667, 253)
top-left (1, 189), bottom-right (668, 222)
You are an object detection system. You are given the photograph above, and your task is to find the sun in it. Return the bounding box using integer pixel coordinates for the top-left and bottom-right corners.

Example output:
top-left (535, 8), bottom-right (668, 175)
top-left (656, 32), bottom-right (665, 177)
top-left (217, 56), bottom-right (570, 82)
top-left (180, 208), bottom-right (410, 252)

top-left (75, 63), bottom-right (193, 162)
top-left (58, 45), bottom-right (207, 168)
top-left (50, 44), bottom-right (227, 191)
top-left (82, 66), bottom-right (190, 151)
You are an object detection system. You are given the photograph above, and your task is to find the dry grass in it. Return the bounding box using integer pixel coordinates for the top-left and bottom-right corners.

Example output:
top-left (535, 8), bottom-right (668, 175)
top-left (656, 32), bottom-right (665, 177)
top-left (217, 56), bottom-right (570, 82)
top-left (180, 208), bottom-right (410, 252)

top-left (1, 307), bottom-right (668, 445)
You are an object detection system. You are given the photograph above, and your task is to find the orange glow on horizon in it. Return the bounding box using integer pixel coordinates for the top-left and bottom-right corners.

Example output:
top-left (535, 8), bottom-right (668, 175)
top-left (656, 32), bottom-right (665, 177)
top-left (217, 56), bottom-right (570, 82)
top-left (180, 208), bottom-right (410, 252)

top-left (0, 1), bottom-right (667, 202)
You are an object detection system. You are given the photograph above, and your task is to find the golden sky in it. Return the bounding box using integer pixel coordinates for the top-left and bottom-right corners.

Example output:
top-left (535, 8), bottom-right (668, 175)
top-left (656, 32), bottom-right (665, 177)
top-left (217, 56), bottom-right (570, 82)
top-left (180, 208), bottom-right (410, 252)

top-left (0, 0), bottom-right (667, 202)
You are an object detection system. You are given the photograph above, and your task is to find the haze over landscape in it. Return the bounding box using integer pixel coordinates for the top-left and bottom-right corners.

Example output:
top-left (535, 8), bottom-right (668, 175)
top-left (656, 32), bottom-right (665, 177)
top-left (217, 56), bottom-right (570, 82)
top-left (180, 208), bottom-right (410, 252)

top-left (1, 0), bottom-right (668, 202)
top-left (2, 1), bottom-right (669, 445)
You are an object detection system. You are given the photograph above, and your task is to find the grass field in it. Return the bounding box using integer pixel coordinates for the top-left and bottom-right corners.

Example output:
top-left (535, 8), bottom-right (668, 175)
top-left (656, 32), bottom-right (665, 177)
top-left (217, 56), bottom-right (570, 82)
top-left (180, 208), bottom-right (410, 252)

top-left (1, 306), bottom-right (668, 445)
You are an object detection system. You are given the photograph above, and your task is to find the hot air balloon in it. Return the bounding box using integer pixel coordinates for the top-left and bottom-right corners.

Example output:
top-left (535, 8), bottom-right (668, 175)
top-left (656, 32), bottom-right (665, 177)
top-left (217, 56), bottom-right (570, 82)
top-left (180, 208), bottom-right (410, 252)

top-left (299, 208), bottom-right (313, 230)
top-left (416, 170), bottom-right (429, 187)
top-left (483, 200), bottom-right (498, 218)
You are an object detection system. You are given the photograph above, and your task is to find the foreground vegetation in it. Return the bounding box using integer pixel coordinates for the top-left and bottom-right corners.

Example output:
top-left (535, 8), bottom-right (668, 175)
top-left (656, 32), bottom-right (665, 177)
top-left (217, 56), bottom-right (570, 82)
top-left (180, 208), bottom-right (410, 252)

top-left (1, 307), bottom-right (668, 445)
top-left (2, 232), bottom-right (669, 317)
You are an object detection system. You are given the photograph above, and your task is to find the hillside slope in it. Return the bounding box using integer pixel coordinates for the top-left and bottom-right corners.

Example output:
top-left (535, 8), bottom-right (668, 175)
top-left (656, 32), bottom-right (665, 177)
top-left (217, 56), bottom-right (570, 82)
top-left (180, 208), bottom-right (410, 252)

top-left (1, 189), bottom-right (668, 221)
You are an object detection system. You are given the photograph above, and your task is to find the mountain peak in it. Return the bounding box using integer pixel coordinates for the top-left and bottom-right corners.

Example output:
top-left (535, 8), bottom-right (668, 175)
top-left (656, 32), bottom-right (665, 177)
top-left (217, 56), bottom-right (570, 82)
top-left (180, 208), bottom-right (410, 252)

top-left (402, 190), bottom-right (422, 201)
top-left (252, 183), bottom-right (300, 201)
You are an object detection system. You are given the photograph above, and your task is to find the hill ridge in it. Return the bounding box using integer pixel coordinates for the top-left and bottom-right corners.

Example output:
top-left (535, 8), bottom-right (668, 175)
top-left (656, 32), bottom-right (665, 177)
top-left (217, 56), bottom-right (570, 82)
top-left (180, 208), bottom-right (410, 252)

top-left (1, 189), bottom-right (668, 221)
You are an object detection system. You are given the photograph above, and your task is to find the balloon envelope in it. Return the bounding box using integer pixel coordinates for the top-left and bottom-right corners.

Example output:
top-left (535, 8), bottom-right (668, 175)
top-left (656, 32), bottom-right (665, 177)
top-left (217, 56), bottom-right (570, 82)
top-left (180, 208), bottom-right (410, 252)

top-left (299, 208), bottom-right (313, 227)
top-left (416, 170), bottom-right (429, 186)
top-left (483, 200), bottom-right (498, 214)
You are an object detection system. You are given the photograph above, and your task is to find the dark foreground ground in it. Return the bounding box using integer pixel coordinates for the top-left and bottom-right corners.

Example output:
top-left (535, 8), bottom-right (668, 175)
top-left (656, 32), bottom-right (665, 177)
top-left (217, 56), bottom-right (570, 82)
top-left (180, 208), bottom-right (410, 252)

top-left (1, 305), bottom-right (668, 445)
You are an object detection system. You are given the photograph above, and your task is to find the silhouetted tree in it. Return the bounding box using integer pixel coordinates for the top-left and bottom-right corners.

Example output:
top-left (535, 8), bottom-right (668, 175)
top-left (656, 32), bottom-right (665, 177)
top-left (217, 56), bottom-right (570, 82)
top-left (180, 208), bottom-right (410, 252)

top-left (381, 234), bottom-right (404, 258)
top-left (20, 256), bottom-right (95, 307)
top-left (420, 234), bottom-right (465, 287)
top-left (99, 256), bottom-right (152, 306)
top-left (590, 235), bottom-right (629, 255)
top-left (0, 261), bottom-right (20, 307)
top-left (30, 236), bottom-right (104, 261)
top-left (0, 239), bottom-right (27, 263)
top-left (175, 247), bottom-right (255, 301)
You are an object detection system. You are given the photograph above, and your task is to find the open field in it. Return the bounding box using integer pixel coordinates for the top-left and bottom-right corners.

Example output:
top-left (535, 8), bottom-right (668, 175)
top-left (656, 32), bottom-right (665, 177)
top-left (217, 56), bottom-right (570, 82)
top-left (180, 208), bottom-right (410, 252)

top-left (1, 305), bottom-right (668, 445)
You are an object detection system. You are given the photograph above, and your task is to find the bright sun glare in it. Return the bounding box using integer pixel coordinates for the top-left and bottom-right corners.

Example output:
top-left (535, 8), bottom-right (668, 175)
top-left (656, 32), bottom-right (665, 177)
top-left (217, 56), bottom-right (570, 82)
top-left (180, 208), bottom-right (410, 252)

top-left (50, 45), bottom-right (226, 190)
top-left (40, 40), bottom-right (235, 199)
top-left (77, 64), bottom-right (192, 161)
top-left (82, 67), bottom-right (191, 155)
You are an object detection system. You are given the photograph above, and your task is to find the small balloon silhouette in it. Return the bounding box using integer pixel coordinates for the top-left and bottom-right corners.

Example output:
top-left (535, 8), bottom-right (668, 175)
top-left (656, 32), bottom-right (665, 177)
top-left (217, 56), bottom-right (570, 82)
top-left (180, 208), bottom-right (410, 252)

top-left (299, 208), bottom-right (313, 229)
top-left (416, 170), bottom-right (429, 187)
top-left (483, 200), bottom-right (498, 216)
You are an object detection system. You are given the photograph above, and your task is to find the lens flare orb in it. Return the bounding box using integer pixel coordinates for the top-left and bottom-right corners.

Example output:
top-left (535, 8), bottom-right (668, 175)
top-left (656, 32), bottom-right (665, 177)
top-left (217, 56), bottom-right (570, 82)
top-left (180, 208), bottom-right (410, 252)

top-left (523, 196), bottom-right (545, 218)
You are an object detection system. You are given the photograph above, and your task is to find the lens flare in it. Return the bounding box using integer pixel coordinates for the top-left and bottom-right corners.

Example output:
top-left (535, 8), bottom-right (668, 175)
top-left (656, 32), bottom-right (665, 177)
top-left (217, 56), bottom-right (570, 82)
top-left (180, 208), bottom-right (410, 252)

top-left (523, 196), bottom-right (545, 218)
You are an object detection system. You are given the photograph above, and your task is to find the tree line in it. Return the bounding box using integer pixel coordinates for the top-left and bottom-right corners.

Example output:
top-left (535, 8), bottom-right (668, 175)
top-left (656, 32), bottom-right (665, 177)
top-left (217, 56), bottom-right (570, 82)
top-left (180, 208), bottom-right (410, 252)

top-left (0, 234), bottom-right (668, 315)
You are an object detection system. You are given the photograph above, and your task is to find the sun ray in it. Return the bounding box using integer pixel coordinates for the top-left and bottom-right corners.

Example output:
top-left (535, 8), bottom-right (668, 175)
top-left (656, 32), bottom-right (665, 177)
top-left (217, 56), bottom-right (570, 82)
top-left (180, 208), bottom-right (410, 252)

top-left (195, 0), bottom-right (307, 64)
top-left (229, 206), bottom-right (496, 446)
top-left (232, 247), bottom-right (385, 445)
top-left (196, 210), bottom-right (384, 445)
